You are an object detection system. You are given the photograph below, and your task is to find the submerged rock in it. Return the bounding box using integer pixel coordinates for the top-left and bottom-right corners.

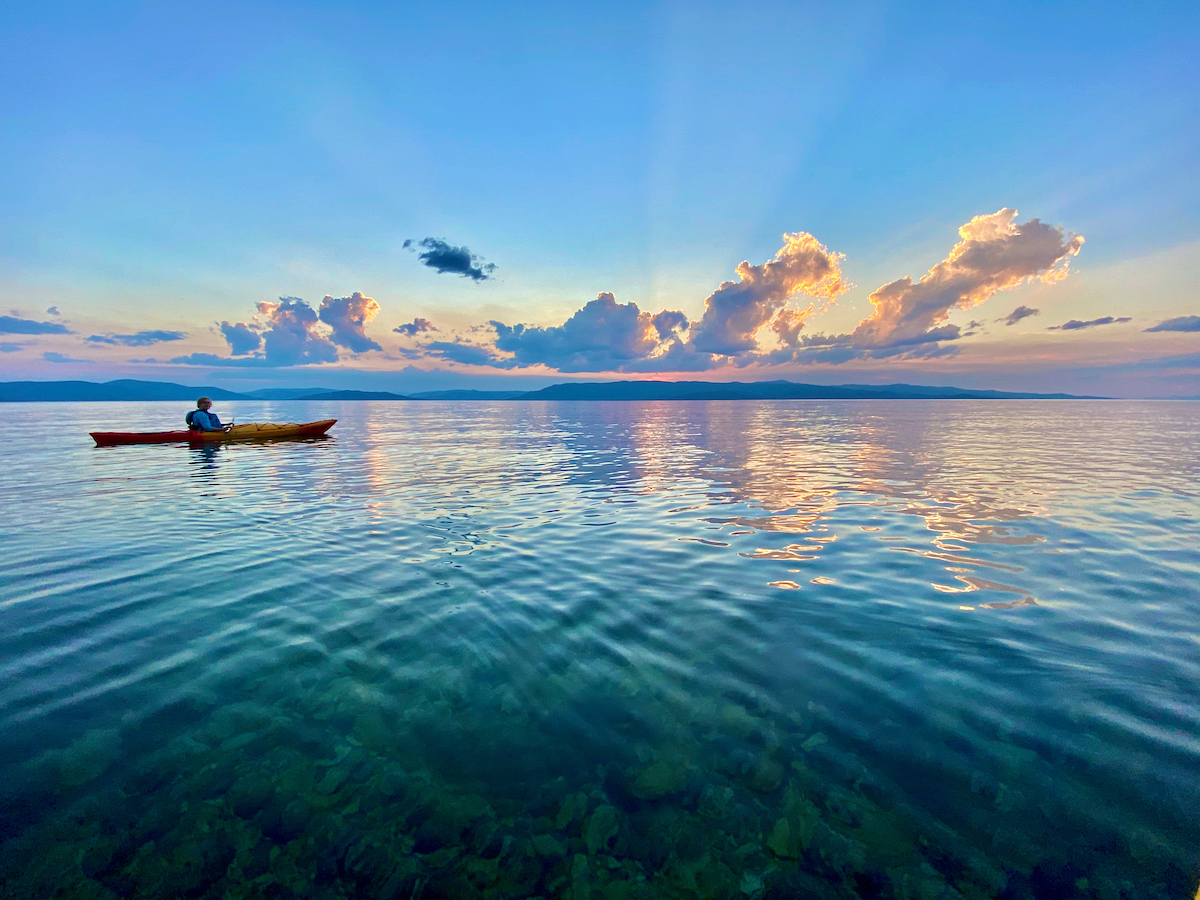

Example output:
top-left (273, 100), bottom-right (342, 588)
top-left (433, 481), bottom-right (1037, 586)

top-left (748, 757), bottom-right (784, 793)
top-left (629, 759), bottom-right (687, 800)
top-left (556, 791), bottom-right (589, 830)
top-left (53, 728), bottom-right (123, 787)
top-left (766, 818), bottom-right (797, 859)
top-left (584, 805), bottom-right (619, 856)
top-left (532, 833), bottom-right (568, 859)
top-left (569, 853), bottom-right (591, 900)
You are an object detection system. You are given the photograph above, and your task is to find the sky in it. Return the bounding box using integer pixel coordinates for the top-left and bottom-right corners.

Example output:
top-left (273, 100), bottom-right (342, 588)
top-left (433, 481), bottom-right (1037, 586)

top-left (0, 0), bottom-right (1196, 397)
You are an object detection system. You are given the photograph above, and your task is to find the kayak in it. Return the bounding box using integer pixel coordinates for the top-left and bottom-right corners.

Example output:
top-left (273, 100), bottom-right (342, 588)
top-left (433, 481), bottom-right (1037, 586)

top-left (90, 419), bottom-right (337, 446)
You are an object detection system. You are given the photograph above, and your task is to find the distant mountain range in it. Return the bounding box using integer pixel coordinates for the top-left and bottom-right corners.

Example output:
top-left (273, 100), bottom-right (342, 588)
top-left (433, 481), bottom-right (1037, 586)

top-left (0, 378), bottom-right (1107, 402)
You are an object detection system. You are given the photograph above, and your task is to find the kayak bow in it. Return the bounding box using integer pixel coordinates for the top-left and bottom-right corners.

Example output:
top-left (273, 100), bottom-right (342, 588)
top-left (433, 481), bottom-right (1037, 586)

top-left (91, 419), bottom-right (337, 446)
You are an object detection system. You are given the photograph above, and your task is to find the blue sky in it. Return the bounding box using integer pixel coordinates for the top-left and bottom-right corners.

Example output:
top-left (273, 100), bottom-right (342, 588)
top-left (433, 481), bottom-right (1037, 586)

top-left (1, 0), bottom-right (1196, 395)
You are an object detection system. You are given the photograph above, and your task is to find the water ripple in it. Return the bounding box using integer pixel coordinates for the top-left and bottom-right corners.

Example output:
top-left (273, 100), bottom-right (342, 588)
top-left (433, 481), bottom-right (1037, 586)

top-left (0, 400), bottom-right (1197, 899)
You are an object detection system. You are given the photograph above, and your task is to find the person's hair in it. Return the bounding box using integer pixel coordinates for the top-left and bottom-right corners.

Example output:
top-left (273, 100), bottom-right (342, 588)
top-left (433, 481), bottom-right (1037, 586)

top-left (196, 397), bottom-right (211, 407)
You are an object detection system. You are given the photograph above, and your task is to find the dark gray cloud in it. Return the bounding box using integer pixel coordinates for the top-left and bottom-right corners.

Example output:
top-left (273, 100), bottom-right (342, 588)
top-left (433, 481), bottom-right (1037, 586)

top-left (394, 317), bottom-right (437, 337)
top-left (404, 238), bottom-right (496, 281)
top-left (1049, 316), bottom-right (1132, 331)
top-left (318, 292), bottom-right (382, 353)
top-left (651, 310), bottom-right (688, 337)
top-left (1000, 305), bottom-right (1039, 326)
top-left (220, 321), bottom-right (262, 355)
top-left (422, 340), bottom-right (515, 368)
top-left (46, 306), bottom-right (60, 316)
top-left (43, 351), bottom-right (90, 363)
top-left (1145, 315), bottom-right (1200, 333)
top-left (85, 330), bottom-right (186, 347)
top-left (0, 315), bottom-right (72, 335)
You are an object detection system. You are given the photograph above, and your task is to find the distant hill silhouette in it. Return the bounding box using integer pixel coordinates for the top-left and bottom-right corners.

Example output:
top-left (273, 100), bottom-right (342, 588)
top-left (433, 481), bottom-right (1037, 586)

top-left (520, 380), bottom-right (1096, 401)
top-left (0, 378), bottom-right (1101, 402)
top-left (298, 390), bottom-right (411, 400)
top-left (409, 390), bottom-right (528, 400)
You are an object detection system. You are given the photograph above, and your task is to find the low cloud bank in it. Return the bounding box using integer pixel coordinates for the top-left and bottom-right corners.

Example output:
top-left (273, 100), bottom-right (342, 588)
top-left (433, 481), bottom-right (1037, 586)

top-left (148, 211), bottom-right (1102, 375)
top-left (1049, 316), bottom-right (1131, 331)
top-left (1145, 315), bottom-right (1200, 333)
top-left (0, 315), bottom-right (72, 335)
top-left (86, 330), bottom-right (186, 347)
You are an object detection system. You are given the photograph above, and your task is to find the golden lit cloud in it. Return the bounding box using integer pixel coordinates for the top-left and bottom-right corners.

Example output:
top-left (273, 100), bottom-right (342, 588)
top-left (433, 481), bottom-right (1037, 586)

top-left (853, 209), bottom-right (1083, 348)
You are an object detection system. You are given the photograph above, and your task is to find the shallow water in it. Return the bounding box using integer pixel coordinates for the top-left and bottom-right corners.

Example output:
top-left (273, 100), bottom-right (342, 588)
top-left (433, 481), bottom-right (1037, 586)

top-left (1, 399), bottom-right (1197, 900)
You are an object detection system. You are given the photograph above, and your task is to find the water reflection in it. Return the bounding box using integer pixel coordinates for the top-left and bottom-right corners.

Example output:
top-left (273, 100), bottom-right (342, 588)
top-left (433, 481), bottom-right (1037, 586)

top-left (188, 444), bottom-right (222, 478)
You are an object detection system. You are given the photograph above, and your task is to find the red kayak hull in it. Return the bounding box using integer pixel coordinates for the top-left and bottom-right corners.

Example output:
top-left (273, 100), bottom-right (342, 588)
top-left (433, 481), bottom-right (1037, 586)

top-left (91, 419), bottom-right (337, 446)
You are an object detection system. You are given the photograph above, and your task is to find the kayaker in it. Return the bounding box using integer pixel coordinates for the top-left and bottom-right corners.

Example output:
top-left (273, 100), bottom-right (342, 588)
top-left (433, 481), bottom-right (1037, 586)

top-left (186, 397), bottom-right (227, 432)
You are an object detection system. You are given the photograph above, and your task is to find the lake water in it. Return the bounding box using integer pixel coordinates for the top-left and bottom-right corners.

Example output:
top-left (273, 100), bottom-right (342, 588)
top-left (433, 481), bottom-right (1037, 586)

top-left (1, 400), bottom-right (1197, 900)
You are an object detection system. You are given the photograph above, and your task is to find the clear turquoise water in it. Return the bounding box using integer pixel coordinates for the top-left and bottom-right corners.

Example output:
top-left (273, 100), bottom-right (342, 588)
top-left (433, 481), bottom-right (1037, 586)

top-left (1, 400), bottom-right (1197, 900)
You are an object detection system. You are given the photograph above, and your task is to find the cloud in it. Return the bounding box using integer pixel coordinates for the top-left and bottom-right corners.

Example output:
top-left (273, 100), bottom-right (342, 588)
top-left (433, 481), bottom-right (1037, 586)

top-left (168, 353), bottom-right (280, 367)
top-left (186, 298), bottom-right (337, 366)
top-left (422, 340), bottom-right (515, 368)
top-left (1141, 352), bottom-right (1200, 368)
top-left (254, 299), bottom-right (339, 364)
top-left (404, 238), bottom-right (496, 281)
top-left (1, 342), bottom-right (28, 352)
top-left (651, 310), bottom-right (688, 337)
top-left (391, 213), bottom-right (1085, 374)
top-left (1145, 315), bottom-right (1200, 333)
top-left (394, 317), bottom-right (437, 337)
top-left (771, 304), bottom-right (815, 347)
top-left (43, 351), bottom-right (90, 363)
top-left (317, 292), bottom-right (382, 353)
top-left (853, 209), bottom-right (1083, 348)
top-left (85, 330), bottom-right (186, 347)
top-left (220, 321), bottom-right (262, 355)
top-left (689, 232), bottom-right (846, 355)
top-left (491, 292), bottom-right (664, 372)
top-left (0, 315), bottom-right (72, 335)
top-left (1049, 316), bottom-right (1131, 331)
top-left (1000, 305), bottom-right (1039, 326)
top-left (467, 233), bottom-right (846, 373)
top-left (46, 306), bottom-right (60, 316)
top-left (183, 295), bottom-right (378, 366)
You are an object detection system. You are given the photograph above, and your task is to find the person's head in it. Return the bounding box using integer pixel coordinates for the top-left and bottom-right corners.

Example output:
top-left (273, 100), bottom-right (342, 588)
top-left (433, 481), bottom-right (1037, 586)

top-left (196, 397), bottom-right (212, 410)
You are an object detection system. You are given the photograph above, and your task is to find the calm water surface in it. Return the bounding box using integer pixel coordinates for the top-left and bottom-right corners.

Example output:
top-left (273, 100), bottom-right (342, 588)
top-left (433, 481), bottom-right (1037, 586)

top-left (1, 400), bottom-right (1197, 900)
